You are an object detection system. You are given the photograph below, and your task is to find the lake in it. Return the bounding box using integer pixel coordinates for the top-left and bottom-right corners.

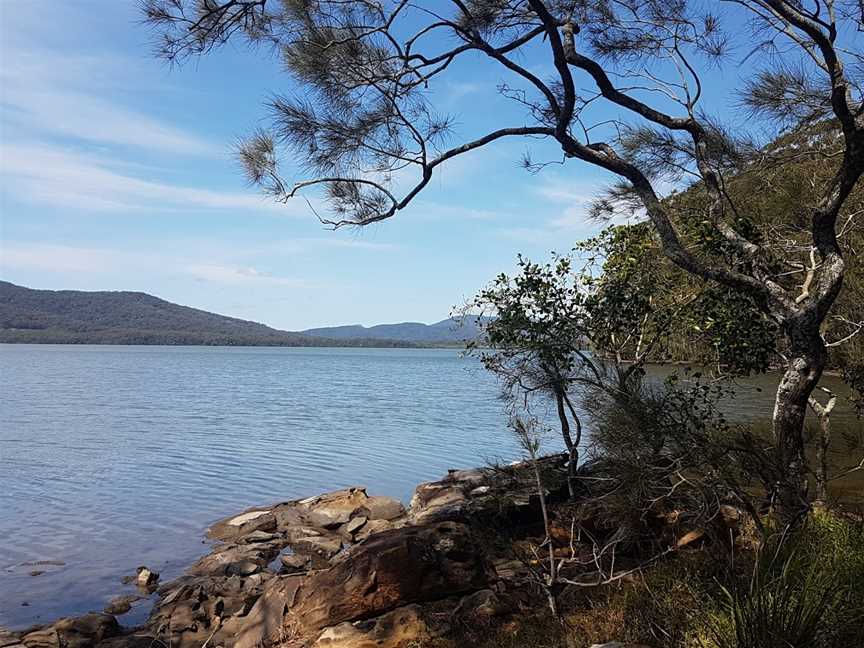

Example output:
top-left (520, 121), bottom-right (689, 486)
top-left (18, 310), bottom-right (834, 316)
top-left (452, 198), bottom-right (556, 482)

top-left (0, 345), bottom-right (860, 629)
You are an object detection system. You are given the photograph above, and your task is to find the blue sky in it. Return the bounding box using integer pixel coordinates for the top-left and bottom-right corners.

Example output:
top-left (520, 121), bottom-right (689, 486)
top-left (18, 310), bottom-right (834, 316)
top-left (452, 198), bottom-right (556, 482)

top-left (1, 1), bottom-right (750, 330)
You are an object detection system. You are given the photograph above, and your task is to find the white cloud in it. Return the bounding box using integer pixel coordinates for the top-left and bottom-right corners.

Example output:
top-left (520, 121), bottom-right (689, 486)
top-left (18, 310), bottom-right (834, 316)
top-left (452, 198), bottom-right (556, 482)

top-left (0, 144), bottom-right (312, 215)
top-left (186, 264), bottom-right (309, 287)
top-left (0, 242), bottom-right (311, 289)
top-left (0, 243), bottom-right (122, 273)
top-left (0, 40), bottom-right (216, 156)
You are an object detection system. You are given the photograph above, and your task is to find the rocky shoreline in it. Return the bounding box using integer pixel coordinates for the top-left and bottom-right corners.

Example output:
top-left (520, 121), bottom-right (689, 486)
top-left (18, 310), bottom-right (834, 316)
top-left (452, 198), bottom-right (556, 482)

top-left (0, 462), bottom-right (578, 648)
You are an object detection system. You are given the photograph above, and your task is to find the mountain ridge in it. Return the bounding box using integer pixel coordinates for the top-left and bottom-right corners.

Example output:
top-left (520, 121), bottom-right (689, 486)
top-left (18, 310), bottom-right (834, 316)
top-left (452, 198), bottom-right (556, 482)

top-left (0, 281), bottom-right (480, 346)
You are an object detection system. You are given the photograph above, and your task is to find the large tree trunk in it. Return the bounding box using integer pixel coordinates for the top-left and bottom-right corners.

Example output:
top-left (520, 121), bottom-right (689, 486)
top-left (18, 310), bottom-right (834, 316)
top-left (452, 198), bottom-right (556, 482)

top-left (772, 326), bottom-right (827, 518)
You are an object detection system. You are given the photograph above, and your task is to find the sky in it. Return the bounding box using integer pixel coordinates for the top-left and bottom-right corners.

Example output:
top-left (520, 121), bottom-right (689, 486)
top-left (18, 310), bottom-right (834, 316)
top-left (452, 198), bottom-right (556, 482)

top-left (0, 1), bottom-right (749, 330)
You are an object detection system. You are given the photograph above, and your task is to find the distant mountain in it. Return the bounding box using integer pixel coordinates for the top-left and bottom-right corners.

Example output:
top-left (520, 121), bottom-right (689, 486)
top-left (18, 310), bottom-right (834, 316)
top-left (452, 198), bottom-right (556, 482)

top-left (302, 317), bottom-right (488, 344)
top-left (0, 281), bottom-right (411, 347)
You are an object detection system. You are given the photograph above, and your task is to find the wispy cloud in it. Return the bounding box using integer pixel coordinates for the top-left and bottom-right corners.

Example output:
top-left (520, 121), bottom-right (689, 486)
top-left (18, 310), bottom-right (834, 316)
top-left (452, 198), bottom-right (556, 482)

top-left (186, 264), bottom-right (309, 287)
top-left (0, 144), bottom-right (311, 215)
top-left (0, 44), bottom-right (216, 156)
top-left (1, 242), bottom-right (311, 289)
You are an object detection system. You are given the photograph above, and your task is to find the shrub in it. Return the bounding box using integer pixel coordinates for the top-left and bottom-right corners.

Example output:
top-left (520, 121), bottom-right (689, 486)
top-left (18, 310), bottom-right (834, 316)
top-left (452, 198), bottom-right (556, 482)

top-left (702, 513), bottom-right (864, 648)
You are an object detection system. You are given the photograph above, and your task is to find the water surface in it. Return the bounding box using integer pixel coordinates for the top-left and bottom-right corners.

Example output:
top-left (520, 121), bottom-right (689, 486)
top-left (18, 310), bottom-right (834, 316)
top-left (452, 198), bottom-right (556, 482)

top-left (0, 345), bottom-right (860, 628)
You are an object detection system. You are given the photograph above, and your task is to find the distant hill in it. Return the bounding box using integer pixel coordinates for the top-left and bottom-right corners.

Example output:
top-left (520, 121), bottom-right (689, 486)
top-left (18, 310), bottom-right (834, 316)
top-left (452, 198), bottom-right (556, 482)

top-left (0, 281), bottom-right (412, 347)
top-left (302, 317), bottom-right (488, 344)
top-left (0, 281), bottom-right (484, 347)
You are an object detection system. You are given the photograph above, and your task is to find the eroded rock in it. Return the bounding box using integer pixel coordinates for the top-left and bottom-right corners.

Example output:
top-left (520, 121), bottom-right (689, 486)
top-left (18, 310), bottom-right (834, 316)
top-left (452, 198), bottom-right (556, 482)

top-left (312, 605), bottom-right (434, 648)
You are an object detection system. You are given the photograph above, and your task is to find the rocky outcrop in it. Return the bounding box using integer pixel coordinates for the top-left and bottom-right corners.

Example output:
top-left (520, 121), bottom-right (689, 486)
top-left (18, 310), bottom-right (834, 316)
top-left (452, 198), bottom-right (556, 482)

top-left (11, 461), bottom-right (567, 648)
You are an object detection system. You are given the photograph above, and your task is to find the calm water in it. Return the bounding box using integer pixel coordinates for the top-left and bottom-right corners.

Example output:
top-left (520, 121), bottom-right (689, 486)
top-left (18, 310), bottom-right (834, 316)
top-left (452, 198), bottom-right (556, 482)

top-left (0, 345), bottom-right (860, 629)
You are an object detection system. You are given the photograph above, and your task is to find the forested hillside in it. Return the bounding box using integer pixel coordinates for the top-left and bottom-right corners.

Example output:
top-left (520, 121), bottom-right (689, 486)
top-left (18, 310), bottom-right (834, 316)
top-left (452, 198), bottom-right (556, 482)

top-left (0, 282), bottom-right (409, 346)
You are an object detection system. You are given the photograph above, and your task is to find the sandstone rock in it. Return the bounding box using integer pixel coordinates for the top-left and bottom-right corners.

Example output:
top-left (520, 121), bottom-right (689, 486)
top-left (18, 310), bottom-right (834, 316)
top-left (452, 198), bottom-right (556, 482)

top-left (0, 630), bottom-right (21, 648)
top-left (288, 521), bottom-right (490, 633)
top-left (233, 576), bottom-right (303, 648)
top-left (344, 516), bottom-right (367, 536)
top-left (354, 519), bottom-right (395, 542)
top-left (95, 635), bottom-right (156, 648)
top-left (718, 505), bottom-right (741, 529)
top-left (273, 504), bottom-right (306, 530)
top-left (447, 468), bottom-right (488, 485)
top-left (135, 567), bottom-right (159, 590)
top-left (103, 595), bottom-right (139, 616)
top-left (293, 535), bottom-right (343, 559)
top-left (455, 589), bottom-right (509, 619)
top-left (675, 529), bottom-right (706, 548)
top-left (225, 560), bottom-right (260, 577)
top-left (304, 488), bottom-right (370, 528)
top-left (408, 482), bottom-right (467, 523)
top-left (22, 614), bottom-right (119, 648)
top-left (312, 605), bottom-right (433, 648)
top-left (241, 530), bottom-right (279, 544)
top-left (361, 496), bottom-right (405, 521)
top-left (280, 553), bottom-right (310, 573)
top-left (208, 509), bottom-right (276, 541)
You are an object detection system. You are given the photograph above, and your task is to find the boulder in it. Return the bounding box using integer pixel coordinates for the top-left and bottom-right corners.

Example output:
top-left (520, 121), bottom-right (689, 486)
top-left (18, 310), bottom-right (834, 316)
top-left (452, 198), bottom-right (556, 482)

top-left (361, 497), bottom-right (405, 521)
top-left (354, 519), bottom-right (396, 542)
top-left (208, 509), bottom-right (276, 541)
top-left (22, 614), bottom-right (119, 648)
top-left (454, 589), bottom-right (509, 619)
top-left (343, 516), bottom-right (367, 537)
top-left (312, 605), bottom-right (434, 648)
top-left (280, 553), bottom-right (310, 573)
top-left (303, 488), bottom-right (370, 529)
top-left (293, 535), bottom-right (343, 559)
top-left (103, 595), bottom-right (139, 616)
top-left (288, 521), bottom-right (490, 633)
top-left (232, 576), bottom-right (304, 648)
top-left (0, 630), bottom-right (21, 648)
top-left (136, 567), bottom-right (159, 590)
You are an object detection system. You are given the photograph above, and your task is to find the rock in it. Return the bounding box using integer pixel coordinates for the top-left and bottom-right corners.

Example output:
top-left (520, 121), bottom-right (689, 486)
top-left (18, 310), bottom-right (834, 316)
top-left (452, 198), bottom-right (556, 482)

top-left (718, 505), bottom-right (741, 529)
top-left (228, 510), bottom-right (271, 527)
top-left (470, 486), bottom-right (491, 496)
top-left (22, 614), bottom-right (119, 648)
top-left (208, 509), bottom-right (276, 541)
top-left (362, 496), bottom-right (405, 521)
top-left (103, 595), bottom-right (139, 616)
top-left (29, 571), bottom-right (44, 577)
top-left (241, 530), bottom-right (279, 544)
top-left (0, 630), bottom-right (21, 648)
top-left (273, 504), bottom-right (306, 530)
top-left (354, 519), bottom-right (395, 542)
top-left (675, 529), bottom-right (706, 548)
top-left (233, 576), bottom-right (304, 648)
top-left (95, 635), bottom-right (156, 648)
top-left (280, 553), bottom-right (309, 573)
top-left (304, 488), bottom-right (370, 528)
top-left (589, 644), bottom-right (650, 648)
top-left (135, 567), bottom-right (159, 590)
top-left (225, 560), bottom-right (260, 577)
top-left (293, 535), bottom-right (343, 559)
top-left (408, 482), bottom-right (467, 523)
top-left (287, 521), bottom-right (490, 633)
top-left (312, 605), bottom-right (434, 648)
top-left (344, 516), bottom-right (367, 536)
top-left (447, 468), bottom-right (488, 485)
top-left (455, 589), bottom-right (509, 619)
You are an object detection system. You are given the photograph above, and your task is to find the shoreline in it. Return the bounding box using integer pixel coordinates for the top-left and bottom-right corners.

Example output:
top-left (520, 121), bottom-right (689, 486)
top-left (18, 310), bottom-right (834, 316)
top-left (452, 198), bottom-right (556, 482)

top-left (1, 462), bottom-right (546, 648)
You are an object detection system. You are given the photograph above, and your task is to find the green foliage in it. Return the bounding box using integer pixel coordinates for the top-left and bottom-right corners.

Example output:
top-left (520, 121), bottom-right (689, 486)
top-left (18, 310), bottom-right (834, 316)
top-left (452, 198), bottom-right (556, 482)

top-left (703, 513), bottom-right (864, 648)
top-left (466, 253), bottom-right (590, 404)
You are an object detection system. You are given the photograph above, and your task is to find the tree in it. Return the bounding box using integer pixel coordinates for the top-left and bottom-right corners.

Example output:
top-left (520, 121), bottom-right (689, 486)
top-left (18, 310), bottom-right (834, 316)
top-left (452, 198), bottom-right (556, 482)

top-left (144, 0), bottom-right (864, 518)
top-left (464, 254), bottom-right (589, 499)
